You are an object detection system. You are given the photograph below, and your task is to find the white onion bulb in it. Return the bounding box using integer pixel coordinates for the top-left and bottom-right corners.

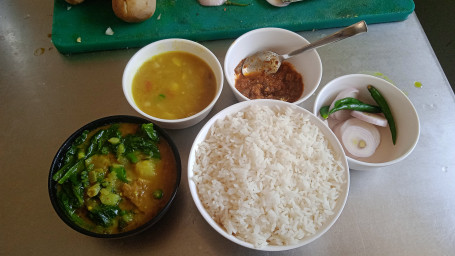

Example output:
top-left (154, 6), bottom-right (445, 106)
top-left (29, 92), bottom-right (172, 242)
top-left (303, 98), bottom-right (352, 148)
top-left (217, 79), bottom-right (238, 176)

top-left (266, 0), bottom-right (290, 7)
top-left (198, 0), bottom-right (226, 6)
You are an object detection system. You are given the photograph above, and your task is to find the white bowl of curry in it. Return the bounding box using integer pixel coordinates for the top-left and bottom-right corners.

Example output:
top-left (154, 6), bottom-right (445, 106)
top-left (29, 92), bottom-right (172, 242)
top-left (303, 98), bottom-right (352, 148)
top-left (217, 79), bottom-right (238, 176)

top-left (123, 39), bottom-right (223, 129)
top-left (224, 27), bottom-right (322, 105)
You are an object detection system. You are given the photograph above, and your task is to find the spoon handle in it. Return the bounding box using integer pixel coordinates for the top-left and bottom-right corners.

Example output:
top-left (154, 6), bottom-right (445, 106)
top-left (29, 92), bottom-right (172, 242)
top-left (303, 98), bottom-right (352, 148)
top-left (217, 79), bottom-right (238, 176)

top-left (282, 20), bottom-right (368, 60)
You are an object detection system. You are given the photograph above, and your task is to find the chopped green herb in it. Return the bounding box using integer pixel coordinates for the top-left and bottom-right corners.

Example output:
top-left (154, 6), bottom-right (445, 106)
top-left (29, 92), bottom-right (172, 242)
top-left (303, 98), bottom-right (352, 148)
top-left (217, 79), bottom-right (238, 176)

top-left (153, 189), bottom-right (164, 199)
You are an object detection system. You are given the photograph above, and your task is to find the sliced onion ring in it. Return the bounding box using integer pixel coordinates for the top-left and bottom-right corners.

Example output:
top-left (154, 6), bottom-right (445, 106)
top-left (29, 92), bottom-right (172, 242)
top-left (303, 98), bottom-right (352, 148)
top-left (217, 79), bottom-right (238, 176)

top-left (329, 87), bottom-right (360, 121)
top-left (338, 118), bottom-right (380, 158)
top-left (351, 111), bottom-right (388, 127)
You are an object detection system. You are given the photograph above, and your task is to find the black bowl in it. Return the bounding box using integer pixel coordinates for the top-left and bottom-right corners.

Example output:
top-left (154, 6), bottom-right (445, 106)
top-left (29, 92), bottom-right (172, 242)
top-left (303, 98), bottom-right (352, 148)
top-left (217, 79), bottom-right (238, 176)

top-left (48, 115), bottom-right (181, 238)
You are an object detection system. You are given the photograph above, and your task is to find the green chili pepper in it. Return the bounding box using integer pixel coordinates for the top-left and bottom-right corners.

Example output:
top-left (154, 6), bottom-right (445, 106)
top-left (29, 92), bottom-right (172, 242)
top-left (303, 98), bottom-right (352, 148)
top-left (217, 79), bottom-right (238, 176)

top-left (333, 97), bottom-right (369, 108)
top-left (328, 97), bottom-right (382, 115)
top-left (319, 106), bottom-right (330, 119)
top-left (367, 85), bottom-right (397, 145)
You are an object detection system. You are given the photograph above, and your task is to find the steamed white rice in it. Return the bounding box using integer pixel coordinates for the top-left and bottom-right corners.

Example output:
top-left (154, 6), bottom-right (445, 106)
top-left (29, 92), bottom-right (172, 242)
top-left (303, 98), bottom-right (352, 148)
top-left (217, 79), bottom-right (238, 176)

top-left (192, 104), bottom-right (346, 248)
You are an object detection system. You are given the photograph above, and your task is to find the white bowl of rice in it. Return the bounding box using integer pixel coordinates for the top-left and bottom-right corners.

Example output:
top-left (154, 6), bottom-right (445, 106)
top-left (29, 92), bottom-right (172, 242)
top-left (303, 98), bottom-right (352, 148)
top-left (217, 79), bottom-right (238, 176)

top-left (188, 100), bottom-right (350, 251)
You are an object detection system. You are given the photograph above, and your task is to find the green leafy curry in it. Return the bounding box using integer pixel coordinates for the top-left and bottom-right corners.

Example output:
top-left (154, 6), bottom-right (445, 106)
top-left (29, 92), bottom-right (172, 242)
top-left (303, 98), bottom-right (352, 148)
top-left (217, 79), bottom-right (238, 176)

top-left (52, 123), bottom-right (177, 234)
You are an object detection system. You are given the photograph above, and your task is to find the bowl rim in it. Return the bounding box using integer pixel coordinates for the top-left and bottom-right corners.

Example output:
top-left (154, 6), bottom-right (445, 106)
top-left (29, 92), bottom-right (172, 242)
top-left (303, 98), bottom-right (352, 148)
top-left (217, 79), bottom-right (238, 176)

top-left (223, 27), bottom-right (322, 105)
top-left (313, 73), bottom-right (421, 169)
top-left (122, 38), bottom-right (224, 125)
top-left (187, 99), bottom-right (350, 251)
top-left (48, 115), bottom-right (182, 238)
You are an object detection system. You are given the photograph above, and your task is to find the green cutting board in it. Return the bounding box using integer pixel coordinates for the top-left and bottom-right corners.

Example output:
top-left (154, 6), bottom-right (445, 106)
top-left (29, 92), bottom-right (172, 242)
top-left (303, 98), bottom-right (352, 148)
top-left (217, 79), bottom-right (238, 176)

top-left (52, 0), bottom-right (414, 54)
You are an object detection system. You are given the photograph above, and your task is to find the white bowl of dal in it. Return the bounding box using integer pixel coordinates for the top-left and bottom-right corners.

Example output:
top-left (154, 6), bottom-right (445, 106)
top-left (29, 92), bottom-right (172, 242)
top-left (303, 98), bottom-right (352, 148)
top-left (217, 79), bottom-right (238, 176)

top-left (188, 100), bottom-right (349, 251)
top-left (224, 28), bottom-right (322, 105)
top-left (313, 74), bottom-right (420, 171)
top-left (123, 38), bottom-right (223, 129)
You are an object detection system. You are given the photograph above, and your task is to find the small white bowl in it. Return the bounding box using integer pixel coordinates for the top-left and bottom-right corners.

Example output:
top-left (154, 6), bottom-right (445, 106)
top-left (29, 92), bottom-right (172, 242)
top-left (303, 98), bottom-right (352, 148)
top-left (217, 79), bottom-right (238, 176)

top-left (122, 38), bottom-right (223, 129)
top-left (224, 27), bottom-right (322, 105)
top-left (313, 74), bottom-right (420, 171)
top-left (188, 100), bottom-right (349, 251)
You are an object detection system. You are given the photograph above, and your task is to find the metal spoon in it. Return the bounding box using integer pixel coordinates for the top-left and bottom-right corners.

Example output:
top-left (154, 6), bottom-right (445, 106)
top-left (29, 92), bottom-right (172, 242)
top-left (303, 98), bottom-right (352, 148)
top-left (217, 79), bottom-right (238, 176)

top-left (241, 20), bottom-right (368, 76)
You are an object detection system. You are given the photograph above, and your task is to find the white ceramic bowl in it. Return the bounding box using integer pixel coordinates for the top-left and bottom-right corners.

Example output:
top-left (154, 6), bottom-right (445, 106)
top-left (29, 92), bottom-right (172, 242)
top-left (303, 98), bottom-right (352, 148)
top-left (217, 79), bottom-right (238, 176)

top-left (188, 100), bottom-right (349, 251)
top-left (122, 38), bottom-right (223, 129)
top-left (224, 27), bottom-right (322, 105)
top-left (313, 74), bottom-right (420, 171)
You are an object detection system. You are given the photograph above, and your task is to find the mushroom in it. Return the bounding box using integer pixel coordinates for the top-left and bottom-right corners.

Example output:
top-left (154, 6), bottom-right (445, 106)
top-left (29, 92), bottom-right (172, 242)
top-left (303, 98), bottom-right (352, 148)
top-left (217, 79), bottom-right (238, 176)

top-left (65, 0), bottom-right (156, 23)
top-left (65, 0), bottom-right (85, 4)
top-left (112, 0), bottom-right (156, 23)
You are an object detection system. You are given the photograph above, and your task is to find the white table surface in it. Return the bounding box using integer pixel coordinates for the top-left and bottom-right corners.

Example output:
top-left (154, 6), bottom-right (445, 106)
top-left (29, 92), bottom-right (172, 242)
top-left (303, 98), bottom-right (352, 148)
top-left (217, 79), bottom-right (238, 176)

top-left (1, 0), bottom-right (454, 254)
